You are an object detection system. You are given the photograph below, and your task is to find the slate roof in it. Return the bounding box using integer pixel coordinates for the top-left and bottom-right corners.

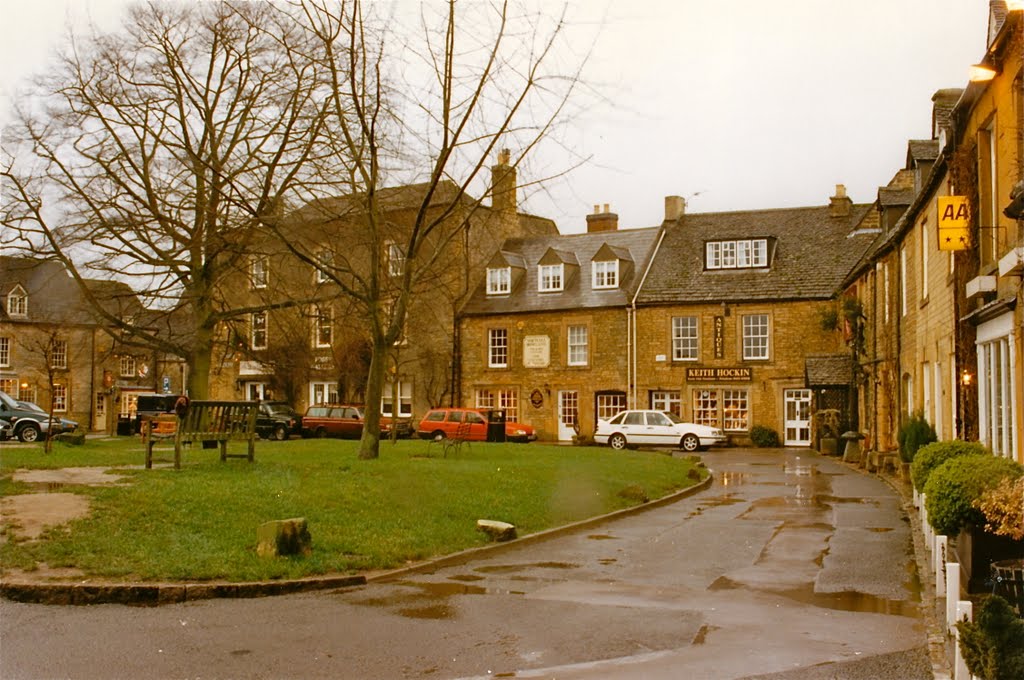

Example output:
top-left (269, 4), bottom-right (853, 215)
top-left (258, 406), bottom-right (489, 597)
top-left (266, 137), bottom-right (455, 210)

top-left (0, 256), bottom-right (143, 325)
top-left (636, 204), bottom-right (876, 305)
top-left (805, 354), bottom-right (855, 387)
top-left (907, 140), bottom-right (939, 164)
top-left (460, 227), bottom-right (662, 316)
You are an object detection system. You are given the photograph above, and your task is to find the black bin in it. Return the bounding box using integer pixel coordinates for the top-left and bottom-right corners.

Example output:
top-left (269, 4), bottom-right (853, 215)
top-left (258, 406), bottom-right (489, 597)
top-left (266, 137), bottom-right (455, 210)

top-left (486, 409), bottom-right (506, 443)
top-left (116, 415), bottom-right (133, 436)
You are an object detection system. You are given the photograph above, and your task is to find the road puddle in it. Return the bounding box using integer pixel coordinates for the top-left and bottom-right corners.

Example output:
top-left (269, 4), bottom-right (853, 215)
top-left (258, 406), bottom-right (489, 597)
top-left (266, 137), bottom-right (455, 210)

top-left (475, 561), bottom-right (578, 574)
top-left (352, 579), bottom-right (527, 620)
top-left (717, 471), bottom-right (751, 487)
top-left (708, 576), bottom-right (919, 617)
top-left (587, 534), bottom-right (617, 540)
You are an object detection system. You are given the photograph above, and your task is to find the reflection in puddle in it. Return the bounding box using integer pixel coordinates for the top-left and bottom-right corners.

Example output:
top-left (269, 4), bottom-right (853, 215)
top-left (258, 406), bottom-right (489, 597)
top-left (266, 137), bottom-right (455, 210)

top-left (475, 562), bottom-right (578, 574)
top-left (866, 527), bottom-right (895, 533)
top-left (698, 494), bottom-right (746, 508)
top-left (598, 558), bottom-right (617, 565)
top-left (449, 574), bottom-right (485, 582)
top-left (352, 579), bottom-right (526, 620)
top-left (399, 604), bottom-right (452, 620)
top-left (718, 471), bottom-right (750, 487)
top-left (708, 576), bottom-right (919, 618)
top-left (587, 534), bottom-right (617, 541)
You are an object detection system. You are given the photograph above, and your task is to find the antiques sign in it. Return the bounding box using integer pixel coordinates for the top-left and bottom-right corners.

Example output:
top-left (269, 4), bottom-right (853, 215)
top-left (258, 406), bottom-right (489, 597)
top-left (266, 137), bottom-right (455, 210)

top-left (686, 367), bottom-right (752, 382)
top-left (523, 335), bottom-right (550, 368)
top-left (713, 316), bottom-right (725, 359)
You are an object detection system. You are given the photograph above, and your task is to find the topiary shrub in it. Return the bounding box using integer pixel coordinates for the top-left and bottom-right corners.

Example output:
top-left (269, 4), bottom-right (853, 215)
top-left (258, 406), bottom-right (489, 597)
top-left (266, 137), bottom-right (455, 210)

top-left (897, 412), bottom-right (937, 463)
top-left (749, 425), bottom-right (780, 448)
top-left (976, 477), bottom-right (1024, 541)
top-left (924, 455), bottom-right (1024, 536)
top-left (956, 594), bottom-right (1024, 680)
top-left (910, 440), bottom-right (990, 492)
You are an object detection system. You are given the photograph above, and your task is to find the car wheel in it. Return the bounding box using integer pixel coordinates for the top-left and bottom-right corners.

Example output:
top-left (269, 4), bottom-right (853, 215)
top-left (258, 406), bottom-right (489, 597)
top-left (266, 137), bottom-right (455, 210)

top-left (681, 433), bottom-right (700, 452)
top-left (19, 423), bottom-right (41, 443)
top-left (609, 433), bottom-right (627, 450)
top-left (315, 427), bottom-right (327, 438)
top-left (273, 424), bottom-right (287, 441)
top-left (432, 430), bottom-right (446, 442)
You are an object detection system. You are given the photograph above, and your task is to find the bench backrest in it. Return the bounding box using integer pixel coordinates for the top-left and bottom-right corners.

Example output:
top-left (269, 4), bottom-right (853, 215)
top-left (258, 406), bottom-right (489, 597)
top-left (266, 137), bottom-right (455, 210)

top-left (177, 400), bottom-right (258, 441)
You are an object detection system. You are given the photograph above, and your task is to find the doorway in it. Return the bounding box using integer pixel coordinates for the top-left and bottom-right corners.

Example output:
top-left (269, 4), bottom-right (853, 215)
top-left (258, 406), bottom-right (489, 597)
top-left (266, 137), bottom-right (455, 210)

top-left (557, 390), bottom-right (579, 442)
top-left (784, 389), bottom-right (812, 446)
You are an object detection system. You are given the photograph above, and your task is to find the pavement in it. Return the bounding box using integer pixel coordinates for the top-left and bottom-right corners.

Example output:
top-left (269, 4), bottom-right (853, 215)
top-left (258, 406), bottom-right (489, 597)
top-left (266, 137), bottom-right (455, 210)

top-left (0, 446), bottom-right (953, 679)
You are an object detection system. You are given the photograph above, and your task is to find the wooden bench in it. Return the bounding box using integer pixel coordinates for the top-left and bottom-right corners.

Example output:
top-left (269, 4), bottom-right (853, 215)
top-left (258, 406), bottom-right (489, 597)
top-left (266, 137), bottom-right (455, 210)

top-left (145, 400), bottom-right (259, 469)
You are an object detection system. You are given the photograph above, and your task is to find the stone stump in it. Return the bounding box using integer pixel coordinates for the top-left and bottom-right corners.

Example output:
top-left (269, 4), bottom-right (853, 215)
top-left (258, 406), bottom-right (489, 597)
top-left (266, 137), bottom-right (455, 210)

top-left (257, 518), bottom-right (312, 557)
top-left (477, 519), bottom-right (517, 542)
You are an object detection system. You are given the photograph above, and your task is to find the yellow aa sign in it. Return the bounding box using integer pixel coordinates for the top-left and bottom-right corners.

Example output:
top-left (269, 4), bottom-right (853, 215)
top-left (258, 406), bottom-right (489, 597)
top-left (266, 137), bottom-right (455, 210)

top-left (938, 196), bottom-right (970, 251)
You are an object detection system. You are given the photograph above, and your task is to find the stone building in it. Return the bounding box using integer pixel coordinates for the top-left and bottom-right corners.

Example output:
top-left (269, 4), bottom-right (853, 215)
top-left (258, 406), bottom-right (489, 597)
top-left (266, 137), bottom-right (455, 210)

top-left (632, 190), bottom-right (877, 447)
top-left (458, 206), bottom-right (661, 441)
top-left (212, 152), bottom-right (558, 420)
top-left (0, 256), bottom-right (159, 435)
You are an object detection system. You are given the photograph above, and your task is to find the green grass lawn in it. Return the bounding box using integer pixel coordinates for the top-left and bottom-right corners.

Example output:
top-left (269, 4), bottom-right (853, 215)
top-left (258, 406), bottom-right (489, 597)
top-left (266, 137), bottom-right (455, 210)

top-left (0, 436), bottom-right (706, 582)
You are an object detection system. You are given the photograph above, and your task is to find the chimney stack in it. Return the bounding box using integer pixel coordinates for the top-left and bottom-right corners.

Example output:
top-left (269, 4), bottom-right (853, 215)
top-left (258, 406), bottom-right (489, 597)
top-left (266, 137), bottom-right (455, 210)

top-left (490, 148), bottom-right (516, 213)
top-left (586, 204), bottom-right (618, 232)
top-left (664, 195), bottom-right (686, 221)
top-left (829, 184), bottom-right (852, 217)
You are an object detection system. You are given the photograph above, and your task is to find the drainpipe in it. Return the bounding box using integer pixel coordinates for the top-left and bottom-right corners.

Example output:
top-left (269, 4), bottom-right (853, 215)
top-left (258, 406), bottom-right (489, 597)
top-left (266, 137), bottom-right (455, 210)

top-left (630, 224), bottom-right (669, 409)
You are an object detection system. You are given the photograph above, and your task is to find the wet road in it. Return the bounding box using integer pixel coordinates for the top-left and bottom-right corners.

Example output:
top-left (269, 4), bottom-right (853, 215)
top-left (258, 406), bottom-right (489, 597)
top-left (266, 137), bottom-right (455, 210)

top-left (0, 448), bottom-right (930, 679)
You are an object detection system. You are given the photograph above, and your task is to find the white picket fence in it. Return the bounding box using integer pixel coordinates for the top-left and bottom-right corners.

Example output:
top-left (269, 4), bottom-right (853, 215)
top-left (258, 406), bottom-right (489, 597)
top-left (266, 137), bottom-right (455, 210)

top-left (914, 489), bottom-right (976, 680)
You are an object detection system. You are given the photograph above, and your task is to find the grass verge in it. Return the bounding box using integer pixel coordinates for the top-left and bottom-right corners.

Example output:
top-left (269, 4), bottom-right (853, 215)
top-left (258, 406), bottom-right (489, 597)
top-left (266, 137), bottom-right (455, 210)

top-left (0, 436), bottom-right (706, 582)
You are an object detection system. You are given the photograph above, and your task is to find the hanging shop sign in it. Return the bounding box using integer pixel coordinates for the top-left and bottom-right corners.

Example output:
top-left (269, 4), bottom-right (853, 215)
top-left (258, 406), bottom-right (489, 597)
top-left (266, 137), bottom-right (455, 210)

top-left (937, 196), bottom-right (970, 251)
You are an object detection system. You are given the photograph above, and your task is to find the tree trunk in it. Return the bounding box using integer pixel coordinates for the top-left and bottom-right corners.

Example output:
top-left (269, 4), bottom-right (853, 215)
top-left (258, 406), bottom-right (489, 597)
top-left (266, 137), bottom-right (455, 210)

top-left (188, 326), bottom-right (214, 400)
top-left (358, 339), bottom-right (386, 460)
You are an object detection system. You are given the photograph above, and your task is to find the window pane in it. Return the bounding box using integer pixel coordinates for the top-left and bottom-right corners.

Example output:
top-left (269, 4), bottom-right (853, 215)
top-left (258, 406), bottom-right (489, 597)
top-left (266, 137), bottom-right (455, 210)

top-left (568, 325), bottom-right (588, 366)
top-left (651, 390), bottom-right (681, 416)
top-left (752, 239), bottom-right (768, 266)
top-left (540, 264), bottom-right (563, 291)
top-left (723, 389), bottom-right (748, 430)
top-left (706, 242), bottom-right (721, 269)
top-left (693, 389), bottom-right (719, 427)
top-left (489, 329), bottom-right (508, 367)
top-left (596, 393), bottom-right (627, 420)
top-left (742, 314), bottom-right (769, 360)
top-left (736, 240), bottom-right (751, 267)
top-left (672, 317), bottom-right (698, 360)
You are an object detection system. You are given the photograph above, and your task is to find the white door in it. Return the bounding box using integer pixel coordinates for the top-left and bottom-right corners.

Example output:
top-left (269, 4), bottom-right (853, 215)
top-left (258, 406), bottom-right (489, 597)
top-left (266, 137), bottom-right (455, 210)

top-left (557, 391), bottom-right (579, 441)
top-left (784, 389), bottom-right (812, 446)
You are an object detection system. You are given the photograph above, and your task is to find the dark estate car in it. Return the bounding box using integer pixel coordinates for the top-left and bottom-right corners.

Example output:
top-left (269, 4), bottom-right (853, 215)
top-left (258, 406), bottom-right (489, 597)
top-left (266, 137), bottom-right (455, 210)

top-left (0, 418), bottom-right (12, 441)
top-left (0, 389), bottom-right (79, 442)
top-left (256, 402), bottom-right (302, 440)
top-left (301, 404), bottom-right (413, 439)
top-left (132, 393), bottom-right (186, 434)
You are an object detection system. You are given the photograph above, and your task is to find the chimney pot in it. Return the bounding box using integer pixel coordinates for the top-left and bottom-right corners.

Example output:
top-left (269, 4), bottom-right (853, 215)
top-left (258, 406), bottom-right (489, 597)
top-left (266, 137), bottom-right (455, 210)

top-left (490, 149), bottom-right (516, 213)
top-left (829, 184), bottom-right (852, 218)
top-left (586, 204), bottom-right (618, 232)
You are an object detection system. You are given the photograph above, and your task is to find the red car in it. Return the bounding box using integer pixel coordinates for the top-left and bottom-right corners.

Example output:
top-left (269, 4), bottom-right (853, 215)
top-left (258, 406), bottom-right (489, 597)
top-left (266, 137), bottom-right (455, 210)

top-left (416, 408), bottom-right (536, 443)
top-left (302, 404), bottom-right (413, 439)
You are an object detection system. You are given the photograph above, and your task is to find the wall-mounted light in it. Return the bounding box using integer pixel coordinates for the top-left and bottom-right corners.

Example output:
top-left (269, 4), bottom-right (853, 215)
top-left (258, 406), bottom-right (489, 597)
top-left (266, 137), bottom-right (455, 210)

top-left (961, 370), bottom-right (973, 386)
top-left (969, 63), bottom-right (998, 82)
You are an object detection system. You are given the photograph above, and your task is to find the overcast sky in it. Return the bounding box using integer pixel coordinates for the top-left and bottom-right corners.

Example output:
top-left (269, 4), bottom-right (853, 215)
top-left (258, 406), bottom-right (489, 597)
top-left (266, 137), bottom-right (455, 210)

top-left (0, 0), bottom-right (993, 232)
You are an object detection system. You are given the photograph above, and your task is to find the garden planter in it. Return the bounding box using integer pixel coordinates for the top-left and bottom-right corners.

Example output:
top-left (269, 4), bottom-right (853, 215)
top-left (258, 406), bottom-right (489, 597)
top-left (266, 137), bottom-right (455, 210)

top-left (819, 437), bottom-right (838, 456)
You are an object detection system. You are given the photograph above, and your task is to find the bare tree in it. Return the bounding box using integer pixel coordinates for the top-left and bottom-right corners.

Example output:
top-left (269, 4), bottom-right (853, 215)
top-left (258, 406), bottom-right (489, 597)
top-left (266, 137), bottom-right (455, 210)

top-left (1, 1), bottom-right (339, 398)
top-left (277, 0), bottom-right (588, 459)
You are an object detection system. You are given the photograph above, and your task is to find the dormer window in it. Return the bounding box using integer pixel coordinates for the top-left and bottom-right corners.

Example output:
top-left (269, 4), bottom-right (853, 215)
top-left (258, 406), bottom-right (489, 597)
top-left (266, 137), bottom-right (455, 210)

top-left (487, 267), bottom-right (511, 295)
top-left (706, 239), bottom-right (769, 270)
top-left (539, 264), bottom-right (564, 292)
top-left (6, 285), bottom-right (27, 317)
top-left (592, 260), bottom-right (619, 289)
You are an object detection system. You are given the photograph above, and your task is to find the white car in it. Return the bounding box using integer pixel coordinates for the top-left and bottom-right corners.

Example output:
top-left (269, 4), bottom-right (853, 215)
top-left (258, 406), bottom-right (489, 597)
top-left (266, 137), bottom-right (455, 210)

top-left (595, 410), bottom-right (726, 452)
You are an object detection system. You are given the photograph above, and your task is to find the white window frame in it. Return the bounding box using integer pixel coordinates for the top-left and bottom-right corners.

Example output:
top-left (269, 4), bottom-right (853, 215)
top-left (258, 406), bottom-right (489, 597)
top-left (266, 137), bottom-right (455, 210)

top-left (51, 339), bottom-right (67, 369)
top-left (722, 389), bottom-right (749, 431)
top-left (119, 354), bottom-right (137, 378)
top-left (251, 311), bottom-right (268, 350)
top-left (52, 384), bottom-right (67, 413)
top-left (309, 381), bottom-right (339, 406)
top-left (7, 285), bottom-right (27, 318)
top-left (387, 242), bottom-right (405, 278)
top-left (251, 256), bottom-right (268, 289)
top-left (706, 239), bottom-right (768, 269)
top-left (488, 328), bottom-right (508, 368)
top-left (900, 247), bottom-right (908, 317)
top-left (539, 264), bottom-right (564, 292)
top-left (314, 307), bottom-right (333, 348)
top-left (671, 316), bottom-right (698, 361)
top-left (592, 260), bottom-right (619, 289)
top-left (567, 325), bottom-right (589, 366)
top-left (487, 267), bottom-right (511, 295)
top-left (920, 220), bottom-right (929, 301)
top-left (382, 380), bottom-right (413, 417)
top-left (0, 337), bottom-right (10, 367)
top-left (596, 393), bottom-right (627, 420)
top-left (315, 249), bottom-right (333, 283)
top-left (742, 314), bottom-right (770, 360)
top-left (650, 390), bottom-right (681, 417)
top-left (475, 388), bottom-right (520, 422)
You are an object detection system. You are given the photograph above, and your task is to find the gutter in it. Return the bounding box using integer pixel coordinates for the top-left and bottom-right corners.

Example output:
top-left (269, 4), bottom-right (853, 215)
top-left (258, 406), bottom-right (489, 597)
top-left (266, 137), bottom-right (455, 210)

top-left (628, 223), bottom-right (670, 407)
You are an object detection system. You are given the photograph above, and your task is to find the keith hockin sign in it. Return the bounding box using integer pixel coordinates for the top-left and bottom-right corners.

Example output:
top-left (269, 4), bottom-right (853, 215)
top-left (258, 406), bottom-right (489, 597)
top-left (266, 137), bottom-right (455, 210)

top-left (686, 367), bottom-right (752, 382)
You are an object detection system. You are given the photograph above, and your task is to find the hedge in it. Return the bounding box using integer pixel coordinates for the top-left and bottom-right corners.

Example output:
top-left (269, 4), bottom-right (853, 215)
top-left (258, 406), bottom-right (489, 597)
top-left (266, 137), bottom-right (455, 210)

top-left (923, 455), bottom-right (1024, 536)
top-left (911, 440), bottom-right (990, 492)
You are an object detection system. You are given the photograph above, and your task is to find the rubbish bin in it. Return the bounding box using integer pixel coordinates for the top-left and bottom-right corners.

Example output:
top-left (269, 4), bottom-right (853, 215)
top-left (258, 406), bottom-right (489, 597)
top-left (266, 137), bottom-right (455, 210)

top-left (486, 409), bottom-right (506, 443)
top-left (116, 415), bottom-right (133, 436)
